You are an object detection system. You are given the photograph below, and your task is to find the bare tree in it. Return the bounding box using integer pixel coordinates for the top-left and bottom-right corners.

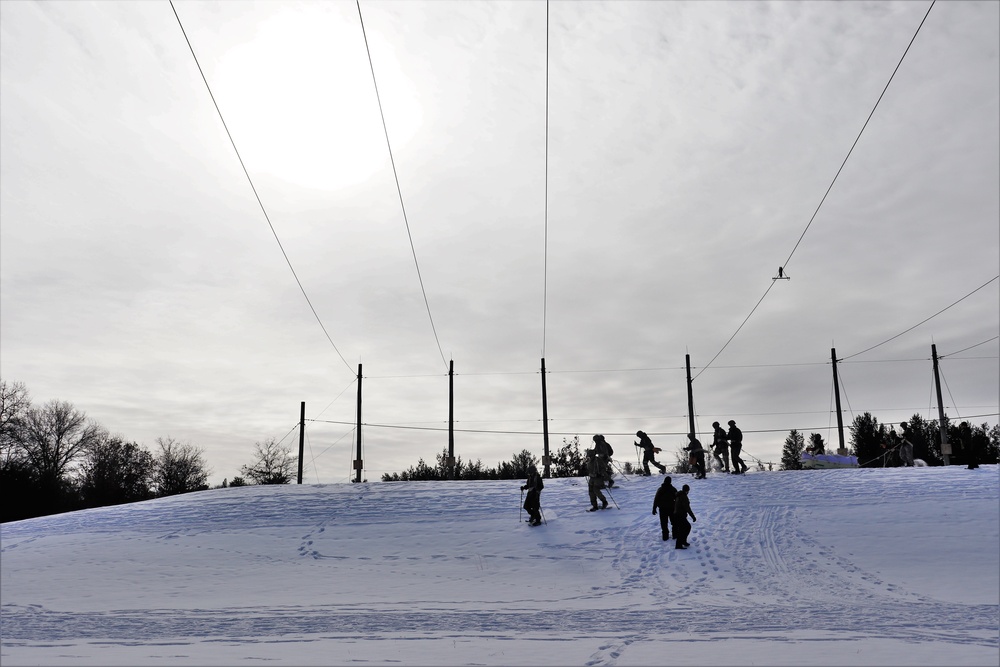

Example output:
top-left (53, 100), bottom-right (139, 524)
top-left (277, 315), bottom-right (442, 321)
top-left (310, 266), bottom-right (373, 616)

top-left (240, 437), bottom-right (295, 485)
top-left (21, 399), bottom-right (102, 487)
top-left (0, 379), bottom-right (31, 470)
top-left (153, 437), bottom-right (210, 496)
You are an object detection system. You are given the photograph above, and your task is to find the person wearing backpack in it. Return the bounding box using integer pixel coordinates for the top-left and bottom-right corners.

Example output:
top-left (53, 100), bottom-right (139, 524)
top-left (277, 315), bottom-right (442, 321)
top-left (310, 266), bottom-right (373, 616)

top-left (585, 449), bottom-right (609, 512)
top-left (521, 465), bottom-right (544, 526)
top-left (592, 434), bottom-right (616, 488)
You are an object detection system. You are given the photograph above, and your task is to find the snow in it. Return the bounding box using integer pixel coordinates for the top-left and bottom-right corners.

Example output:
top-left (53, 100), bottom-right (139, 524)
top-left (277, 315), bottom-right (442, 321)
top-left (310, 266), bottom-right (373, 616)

top-left (2, 466), bottom-right (998, 666)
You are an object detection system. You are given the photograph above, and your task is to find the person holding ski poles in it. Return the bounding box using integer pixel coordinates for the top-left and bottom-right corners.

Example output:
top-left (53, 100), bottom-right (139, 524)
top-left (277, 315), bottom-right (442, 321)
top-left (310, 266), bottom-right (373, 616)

top-left (520, 465), bottom-right (544, 526)
top-left (711, 421), bottom-right (730, 473)
top-left (585, 448), bottom-right (609, 512)
top-left (652, 476), bottom-right (677, 541)
top-left (635, 430), bottom-right (667, 476)
top-left (592, 434), bottom-right (616, 488)
top-left (728, 420), bottom-right (748, 474)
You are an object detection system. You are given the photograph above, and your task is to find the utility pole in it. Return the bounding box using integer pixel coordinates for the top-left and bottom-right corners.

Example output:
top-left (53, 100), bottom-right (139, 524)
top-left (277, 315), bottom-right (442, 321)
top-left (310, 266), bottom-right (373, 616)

top-left (297, 402), bottom-right (305, 484)
top-left (932, 344), bottom-right (951, 465)
top-left (354, 363), bottom-right (363, 483)
top-left (685, 354), bottom-right (695, 437)
top-left (448, 359), bottom-right (456, 478)
top-left (541, 358), bottom-right (550, 478)
top-left (831, 348), bottom-right (847, 455)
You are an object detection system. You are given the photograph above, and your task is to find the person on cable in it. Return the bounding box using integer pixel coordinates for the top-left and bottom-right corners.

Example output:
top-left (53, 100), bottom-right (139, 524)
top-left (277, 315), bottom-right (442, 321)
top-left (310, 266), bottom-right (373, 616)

top-left (592, 434), bottom-right (615, 488)
top-left (520, 465), bottom-right (544, 526)
top-left (711, 421), bottom-right (730, 473)
top-left (635, 430), bottom-right (667, 476)
top-left (672, 484), bottom-right (697, 549)
top-left (585, 448), bottom-right (609, 512)
top-left (683, 433), bottom-right (707, 479)
top-left (652, 476), bottom-right (677, 541)
top-left (728, 420), bottom-right (748, 474)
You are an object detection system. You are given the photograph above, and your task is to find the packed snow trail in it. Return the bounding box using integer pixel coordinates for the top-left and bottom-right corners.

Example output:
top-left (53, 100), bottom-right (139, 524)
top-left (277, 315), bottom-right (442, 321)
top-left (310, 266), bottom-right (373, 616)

top-left (2, 466), bottom-right (998, 666)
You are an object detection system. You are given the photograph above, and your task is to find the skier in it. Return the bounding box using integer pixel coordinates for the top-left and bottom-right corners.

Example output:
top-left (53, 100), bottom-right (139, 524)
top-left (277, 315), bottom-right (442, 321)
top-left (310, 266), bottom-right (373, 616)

top-left (520, 465), bottom-right (544, 526)
top-left (728, 420), bottom-right (748, 474)
top-left (711, 421), bottom-right (730, 473)
top-left (960, 421), bottom-right (978, 469)
top-left (592, 434), bottom-right (616, 488)
top-left (635, 430), bottom-right (667, 475)
top-left (684, 433), bottom-right (707, 479)
top-left (672, 484), bottom-right (696, 549)
top-left (652, 476), bottom-right (677, 541)
top-left (585, 448), bottom-right (609, 512)
top-left (898, 422), bottom-right (915, 467)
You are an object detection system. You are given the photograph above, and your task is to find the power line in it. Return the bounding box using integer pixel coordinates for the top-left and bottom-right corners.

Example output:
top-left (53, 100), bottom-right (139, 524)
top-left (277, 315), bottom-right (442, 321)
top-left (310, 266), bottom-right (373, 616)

top-left (940, 335), bottom-right (999, 358)
top-left (693, 1), bottom-right (937, 381)
top-left (355, 1), bottom-right (448, 371)
top-left (842, 275), bottom-right (999, 360)
top-left (169, 0), bottom-right (353, 375)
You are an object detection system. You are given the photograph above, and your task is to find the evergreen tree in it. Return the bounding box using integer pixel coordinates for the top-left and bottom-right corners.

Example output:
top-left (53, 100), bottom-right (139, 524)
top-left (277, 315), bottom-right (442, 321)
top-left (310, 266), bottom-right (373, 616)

top-left (780, 429), bottom-right (804, 470)
top-left (850, 412), bottom-right (887, 467)
top-left (551, 436), bottom-right (584, 477)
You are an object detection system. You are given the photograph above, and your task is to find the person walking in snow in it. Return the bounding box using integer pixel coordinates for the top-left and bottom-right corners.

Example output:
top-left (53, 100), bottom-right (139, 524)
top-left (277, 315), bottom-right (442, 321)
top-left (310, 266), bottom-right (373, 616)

top-left (960, 421), bottom-right (979, 469)
top-left (521, 465), bottom-right (544, 526)
top-left (652, 476), bottom-right (677, 541)
top-left (592, 434), bottom-right (616, 488)
top-left (684, 433), bottom-right (707, 479)
top-left (672, 484), bottom-right (696, 549)
top-left (898, 422), bottom-right (915, 467)
top-left (635, 430), bottom-right (667, 476)
top-left (711, 421), bottom-right (730, 473)
top-left (728, 420), bottom-right (748, 474)
top-left (585, 448), bottom-right (609, 512)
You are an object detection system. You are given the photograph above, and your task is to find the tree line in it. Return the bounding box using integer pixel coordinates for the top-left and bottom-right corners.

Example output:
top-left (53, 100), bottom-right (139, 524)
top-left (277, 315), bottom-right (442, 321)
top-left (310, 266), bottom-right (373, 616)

top-left (780, 413), bottom-right (998, 470)
top-left (1, 380), bottom-right (298, 523)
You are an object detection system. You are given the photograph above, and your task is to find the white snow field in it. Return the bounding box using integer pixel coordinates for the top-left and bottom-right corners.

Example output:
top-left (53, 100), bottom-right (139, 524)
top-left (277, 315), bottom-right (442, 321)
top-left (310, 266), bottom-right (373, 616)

top-left (2, 465), bottom-right (998, 666)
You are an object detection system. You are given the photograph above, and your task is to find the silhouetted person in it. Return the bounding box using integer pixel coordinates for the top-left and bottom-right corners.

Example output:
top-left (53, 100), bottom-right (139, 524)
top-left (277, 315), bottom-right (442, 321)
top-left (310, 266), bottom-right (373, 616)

top-left (672, 484), bottom-right (696, 549)
top-left (728, 420), bottom-right (748, 474)
top-left (652, 476), bottom-right (677, 541)
top-left (521, 465), bottom-right (543, 526)
top-left (711, 421), bottom-right (730, 472)
top-left (778, 266), bottom-right (784, 278)
top-left (684, 433), bottom-right (706, 479)
top-left (636, 430), bottom-right (667, 476)
top-left (898, 422), bottom-right (915, 467)
top-left (592, 434), bottom-right (615, 488)
top-left (960, 421), bottom-right (978, 469)
top-left (585, 449), bottom-right (608, 512)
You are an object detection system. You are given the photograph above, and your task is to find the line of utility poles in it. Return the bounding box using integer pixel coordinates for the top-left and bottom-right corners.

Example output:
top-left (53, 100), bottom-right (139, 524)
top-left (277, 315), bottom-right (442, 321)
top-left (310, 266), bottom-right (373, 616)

top-left (295, 345), bottom-right (957, 482)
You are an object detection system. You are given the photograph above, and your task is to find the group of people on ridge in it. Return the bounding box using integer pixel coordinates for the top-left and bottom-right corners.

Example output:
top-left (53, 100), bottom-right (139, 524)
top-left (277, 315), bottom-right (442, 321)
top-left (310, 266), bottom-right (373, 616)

top-left (683, 420), bottom-right (749, 478)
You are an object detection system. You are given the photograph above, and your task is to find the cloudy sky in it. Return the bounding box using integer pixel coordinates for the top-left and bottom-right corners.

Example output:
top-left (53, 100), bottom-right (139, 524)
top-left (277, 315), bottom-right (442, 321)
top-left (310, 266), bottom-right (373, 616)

top-left (2, 0), bottom-right (997, 484)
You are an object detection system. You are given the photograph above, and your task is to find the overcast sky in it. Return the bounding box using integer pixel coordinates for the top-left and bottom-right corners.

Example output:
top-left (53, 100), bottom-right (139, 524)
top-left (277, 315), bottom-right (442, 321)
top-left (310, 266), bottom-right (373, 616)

top-left (2, 0), bottom-right (997, 484)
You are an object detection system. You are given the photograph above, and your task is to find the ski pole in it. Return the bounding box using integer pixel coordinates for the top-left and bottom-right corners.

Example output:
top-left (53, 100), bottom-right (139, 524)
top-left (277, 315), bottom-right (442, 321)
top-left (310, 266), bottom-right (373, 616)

top-left (635, 443), bottom-right (642, 469)
top-left (539, 507), bottom-right (547, 525)
top-left (604, 485), bottom-right (620, 510)
top-left (520, 488), bottom-right (524, 523)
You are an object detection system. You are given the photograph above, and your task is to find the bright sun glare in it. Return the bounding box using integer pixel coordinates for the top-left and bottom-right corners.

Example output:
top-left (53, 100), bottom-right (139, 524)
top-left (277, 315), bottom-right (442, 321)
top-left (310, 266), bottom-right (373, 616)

top-left (213, 9), bottom-right (422, 191)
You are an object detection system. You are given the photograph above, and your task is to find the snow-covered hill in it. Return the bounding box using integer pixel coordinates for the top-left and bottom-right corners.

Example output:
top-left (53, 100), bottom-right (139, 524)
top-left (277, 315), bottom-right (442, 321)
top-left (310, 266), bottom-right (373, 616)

top-left (2, 466), bottom-right (998, 666)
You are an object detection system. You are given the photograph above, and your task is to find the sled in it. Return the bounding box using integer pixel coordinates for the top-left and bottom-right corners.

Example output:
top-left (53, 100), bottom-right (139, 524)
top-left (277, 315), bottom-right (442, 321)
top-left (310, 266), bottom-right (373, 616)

top-left (801, 452), bottom-right (858, 469)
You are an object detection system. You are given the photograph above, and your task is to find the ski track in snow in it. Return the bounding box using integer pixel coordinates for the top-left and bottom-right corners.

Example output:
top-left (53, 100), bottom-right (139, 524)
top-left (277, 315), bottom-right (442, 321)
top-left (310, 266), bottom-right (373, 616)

top-left (2, 467), bottom-right (998, 662)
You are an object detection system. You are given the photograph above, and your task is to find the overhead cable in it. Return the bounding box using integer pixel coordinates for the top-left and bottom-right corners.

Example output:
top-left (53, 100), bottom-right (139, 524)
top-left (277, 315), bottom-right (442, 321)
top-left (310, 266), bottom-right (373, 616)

top-left (843, 275), bottom-right (999, 360)
top-left (693, 1), bottom-right (936, 381)
top-left (356, 1), bottom-right (448, 371)
top-left (169, 0), bottom-right (354, 375)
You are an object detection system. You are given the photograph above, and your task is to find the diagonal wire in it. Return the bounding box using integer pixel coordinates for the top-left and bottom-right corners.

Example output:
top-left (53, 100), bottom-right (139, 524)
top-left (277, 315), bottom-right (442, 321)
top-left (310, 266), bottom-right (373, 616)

top-left (169, 0), bottom-right (353, 375)
top-left (356, 1), bottom-right (448, 370)
top-left (694, 1), bottom-right (936, 381)
top-left (939, 335), bottom-right (999, 358)
top-left (843, 275), bottom-right (999, 360)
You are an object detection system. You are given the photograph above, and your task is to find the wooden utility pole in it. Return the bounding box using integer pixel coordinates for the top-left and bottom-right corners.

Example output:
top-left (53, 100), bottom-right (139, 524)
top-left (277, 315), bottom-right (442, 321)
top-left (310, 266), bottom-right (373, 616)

top-left (685, 354), bottom-right (695, 437)
top-left (448, 359), bottom-right (456, 478)
top-left (932, 344), bottom-right (951, 465)
top-left (297, 401), bottom-right (305, 484)
top-left (541, 358), bottom-right (550, 478)
top-left (831, 348), bottom-right (847, 455)
top-left (354, 363), bottom-right (363, 483)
